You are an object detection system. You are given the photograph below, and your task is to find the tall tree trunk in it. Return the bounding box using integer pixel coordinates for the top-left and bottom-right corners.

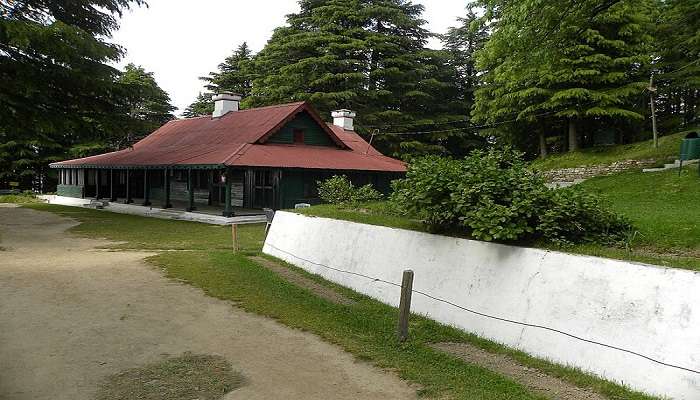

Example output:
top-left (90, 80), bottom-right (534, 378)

top-left (568, 119), bottom-right (578, 152)
top-left (538, 129), bottom-right (548, 158)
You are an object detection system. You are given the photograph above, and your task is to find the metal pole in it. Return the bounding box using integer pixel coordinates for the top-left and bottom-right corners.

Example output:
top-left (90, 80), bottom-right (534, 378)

top-left (649, 75), bottom-right (659, 149)
top-left (397, 269), bottom-right (414, 342)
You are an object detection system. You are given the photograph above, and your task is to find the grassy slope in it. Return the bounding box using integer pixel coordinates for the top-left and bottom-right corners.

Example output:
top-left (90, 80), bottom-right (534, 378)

top-left (18, 203), bottom-right (657, 400)
top-left (572, 168), bottom-right (700, 264)
top-left (295, 169), bottom-right (700, 272)
top-left (531, 131), bottom-right (688, 171)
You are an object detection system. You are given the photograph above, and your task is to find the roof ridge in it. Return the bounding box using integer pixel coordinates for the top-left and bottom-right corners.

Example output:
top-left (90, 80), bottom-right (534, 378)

top-left (235, 101), bottom-right (307, 113)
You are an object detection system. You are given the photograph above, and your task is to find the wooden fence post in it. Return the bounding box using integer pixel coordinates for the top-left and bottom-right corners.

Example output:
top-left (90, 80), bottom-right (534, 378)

top-left (231, 223), bottom-right (239, 253)
top-left (398, 269), bottom-right (414, 342)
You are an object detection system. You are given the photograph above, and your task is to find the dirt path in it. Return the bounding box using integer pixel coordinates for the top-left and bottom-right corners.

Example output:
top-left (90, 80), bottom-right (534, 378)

top-left (431, 343), bottom-right (606, 400)
top-left (0, 206), bottom-right (417, 400)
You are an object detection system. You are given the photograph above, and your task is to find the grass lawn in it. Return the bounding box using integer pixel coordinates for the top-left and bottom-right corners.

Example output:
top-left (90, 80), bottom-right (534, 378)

top-left (23, 204), bottom-right (264, 252)
top-left (0, 193), bottom-right (43, 204)
top-left (18, 203), bottom-right (658, 400)
top-left (531, 131), bottom-right (689, 171)
top-left (572, 167), bottom-right (700, 267)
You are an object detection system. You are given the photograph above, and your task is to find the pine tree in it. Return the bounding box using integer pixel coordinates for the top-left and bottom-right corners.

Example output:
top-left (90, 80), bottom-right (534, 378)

top-left (115, 64), bottom-right (176, 140)
top-left (0, 0), bottom-right (145, 189)
top-left (441, 4), bottom-right (489, 114)
top-left (655, 0), bottom-right (700, 129)
top-left (473, 0), bottom-right (655, 155)
top-left (202, 42), bottom-right (254, 97)
top-left (248, 0), bottom-right (472, 156)
top-left (183, 42), bottom-right (254, 118)
top-left (182, 93), bottom-right (215, 118)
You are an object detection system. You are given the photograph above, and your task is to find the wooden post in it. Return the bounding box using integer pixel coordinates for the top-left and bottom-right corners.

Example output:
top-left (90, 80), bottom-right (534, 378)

top-left (187, 168), bottom-right (196, 211)
top-left (95, 169), bottom-right (101, 199)
top-left (397, 269), bottom-right (414, 342)
top-left (231, 224), bottom-right (239, 253)
top-left (207, 170), bottom-right (213, 206)
top-left (142, 169), bottom-right (151, 206)
top-left (125, 169), bottom-right (132, 204)
top-left (163, 168), bottom-right (172, 209)
top-left (109, 169), bottom-right (115, 201)
top-left (222, 169), bottom-right (233, 217)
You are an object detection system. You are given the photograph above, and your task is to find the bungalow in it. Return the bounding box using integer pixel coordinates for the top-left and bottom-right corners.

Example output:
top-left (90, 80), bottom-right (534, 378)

top-left (49, 94), bottom-right (406, 216)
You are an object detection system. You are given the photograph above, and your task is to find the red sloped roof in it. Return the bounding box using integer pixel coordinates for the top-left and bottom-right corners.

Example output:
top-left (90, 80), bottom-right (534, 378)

top-left (50, 102), bottom-right (406, 172)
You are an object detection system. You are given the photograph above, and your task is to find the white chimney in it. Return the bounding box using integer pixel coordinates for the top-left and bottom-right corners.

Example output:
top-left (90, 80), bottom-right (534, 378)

top-left (212, 92), bottom-right (242, 118)
top-left (332, 109), bottom-right (356, 131)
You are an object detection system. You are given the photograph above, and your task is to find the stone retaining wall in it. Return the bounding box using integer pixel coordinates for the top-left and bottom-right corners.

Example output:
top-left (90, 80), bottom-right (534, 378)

top-left (541, 159), bottom-right (658, 183)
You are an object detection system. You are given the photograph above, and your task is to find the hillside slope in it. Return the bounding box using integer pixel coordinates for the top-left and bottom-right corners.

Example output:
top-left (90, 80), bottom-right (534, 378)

top-left (531, 131), bottom-right (691, 171)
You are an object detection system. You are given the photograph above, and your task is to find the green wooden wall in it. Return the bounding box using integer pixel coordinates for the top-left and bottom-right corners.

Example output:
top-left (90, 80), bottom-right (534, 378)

top-left (57, 184), bottom-right (83, 198)
top-left (277, 169), bottom-right (400, 209)
top-left (267, 112), bottom-right (334, 146)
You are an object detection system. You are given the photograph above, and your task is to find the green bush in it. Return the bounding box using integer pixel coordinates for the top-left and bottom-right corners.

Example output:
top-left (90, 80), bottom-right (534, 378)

top-left (317, 175), bottom-right (383, 204)
top-left (391, 148), bottom-right (631, 244)
top-left (537, 188), bottom-right (632, 245)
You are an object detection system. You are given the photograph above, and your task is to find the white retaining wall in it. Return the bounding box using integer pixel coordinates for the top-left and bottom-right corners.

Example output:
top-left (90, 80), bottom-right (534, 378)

top-left (263, 211), bottom-right (700, 399)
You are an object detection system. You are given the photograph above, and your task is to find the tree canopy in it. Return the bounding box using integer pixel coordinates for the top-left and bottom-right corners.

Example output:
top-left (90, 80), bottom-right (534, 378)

top-left (0, 0), bottom-right (174, 189)
top-left (183, 42), bottom-right (254, 118)
top-left (472, 0), bottom-right (655, 156)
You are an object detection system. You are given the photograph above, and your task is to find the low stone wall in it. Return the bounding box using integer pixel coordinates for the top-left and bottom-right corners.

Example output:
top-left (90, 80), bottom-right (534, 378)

top-left (541, 159), bottom-right (658, 183)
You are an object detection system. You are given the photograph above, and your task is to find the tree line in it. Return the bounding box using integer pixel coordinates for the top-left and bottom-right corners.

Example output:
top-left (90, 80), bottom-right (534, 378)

top-left (1, 0), bottom-right (175, 190)
top-left (186, 0), bottom-right (699, 159)
top-left (1, 0), bottom-right (698, 189)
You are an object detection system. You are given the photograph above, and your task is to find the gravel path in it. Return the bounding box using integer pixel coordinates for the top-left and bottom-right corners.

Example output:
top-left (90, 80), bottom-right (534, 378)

top-left (0, 206), bottom-right (417, 400)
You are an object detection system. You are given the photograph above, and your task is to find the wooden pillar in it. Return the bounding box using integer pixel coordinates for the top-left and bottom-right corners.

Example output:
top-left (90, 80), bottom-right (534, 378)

top-left (81, 169), bottom-right (87, 198)
top-left (124, 169), bottom-right (132, 204)
top-left (187, 168), bottom-right (196, 212)
top-left (95, 169), bottom-right (101, 199)
top-left (109, 169), bottom-right (116, 201)
top-left (207, 170), bottom-right (213, 206)
top-left (163, 168), bottom-right (172, 209)
top-left (222, 169), bottom-right (233, 217)
top-left (142, 169), bottom-right (151, 206)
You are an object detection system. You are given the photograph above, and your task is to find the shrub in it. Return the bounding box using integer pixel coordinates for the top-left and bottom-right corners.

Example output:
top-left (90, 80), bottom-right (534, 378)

top-left (537, 188), bottom-right (632, 245)
top-left (317, 175), bottom-right (383, 204)
top-left (390, 148), bottom-right (631, 244)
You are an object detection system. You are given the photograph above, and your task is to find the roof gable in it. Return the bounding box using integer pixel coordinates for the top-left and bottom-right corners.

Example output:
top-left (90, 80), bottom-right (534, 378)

top-left (267, 111), bottom-right (335, 146)
top-left (255, 102), bottom-right (347, 148)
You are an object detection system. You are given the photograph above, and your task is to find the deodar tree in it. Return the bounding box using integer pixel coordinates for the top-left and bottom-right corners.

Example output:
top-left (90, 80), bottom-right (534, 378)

top-left (655, 0), bottom-right (700, 131)
top-left (472, 0), bottom-right (655, 157)
top-left (183, 42), bottom-right (255, 118)
top-left (246, 0), bottom-right (475, 157)
top-left (0, 0), bottom-right (176, 190)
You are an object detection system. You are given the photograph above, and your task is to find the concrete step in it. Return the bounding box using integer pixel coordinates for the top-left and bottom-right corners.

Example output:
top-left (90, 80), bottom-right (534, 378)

top-left (643, 159), bottom-right (698, 173)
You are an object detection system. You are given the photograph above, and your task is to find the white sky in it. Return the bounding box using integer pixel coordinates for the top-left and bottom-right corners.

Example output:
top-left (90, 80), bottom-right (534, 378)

top-left (112, 0), bottom-right (471, 115)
